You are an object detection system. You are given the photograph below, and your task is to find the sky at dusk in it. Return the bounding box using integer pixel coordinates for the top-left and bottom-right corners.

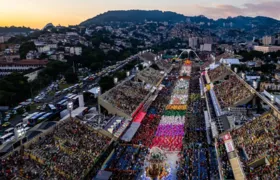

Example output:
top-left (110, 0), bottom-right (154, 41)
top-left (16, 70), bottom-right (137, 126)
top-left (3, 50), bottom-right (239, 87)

top-left (1, 0), bottom-right (280, 28)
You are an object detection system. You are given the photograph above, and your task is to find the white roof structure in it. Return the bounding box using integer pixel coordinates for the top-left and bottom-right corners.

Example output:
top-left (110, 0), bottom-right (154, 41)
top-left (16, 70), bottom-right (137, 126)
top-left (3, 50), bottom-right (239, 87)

top-left (88, 87), bottom-right (101, 96)
top-left (220, 58), bottom-right (240, 65)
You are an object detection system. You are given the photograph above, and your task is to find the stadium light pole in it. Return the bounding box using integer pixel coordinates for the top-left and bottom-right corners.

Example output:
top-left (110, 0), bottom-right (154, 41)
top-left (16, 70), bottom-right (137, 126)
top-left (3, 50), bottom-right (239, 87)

top-left (67, 100), bottom-right (73, 121)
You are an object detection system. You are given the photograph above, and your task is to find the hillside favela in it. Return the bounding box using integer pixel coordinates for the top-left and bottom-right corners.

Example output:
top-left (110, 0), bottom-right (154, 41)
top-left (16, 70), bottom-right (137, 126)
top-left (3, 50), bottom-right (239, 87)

top-left (1, 1), bottom-right (280, 180)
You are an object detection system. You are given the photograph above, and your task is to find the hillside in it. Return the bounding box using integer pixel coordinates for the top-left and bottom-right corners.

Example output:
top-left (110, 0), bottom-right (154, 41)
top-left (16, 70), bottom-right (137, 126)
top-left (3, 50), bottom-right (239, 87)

top-left (80, 10), bottom-right (280, 38)
top-left (80, 10), bottom-right (186, 25)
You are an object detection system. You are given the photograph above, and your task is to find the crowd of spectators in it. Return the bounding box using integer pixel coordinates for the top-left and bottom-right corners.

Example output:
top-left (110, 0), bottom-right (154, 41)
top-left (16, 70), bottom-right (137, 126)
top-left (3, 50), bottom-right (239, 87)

top-left (214, 75), bottom-right (252, 108)
top-left (0, 148), bottom-right (65, 179)
top-left (131, 112), bottom-right (161, 147)
top-left (136, 67), bottom-right (163, 86)
top-left (216, 138), bottom-right (234, 179)
top-left (156, 59), bottom-right (172, 72)
top-left (105, 144), bottom-right (148, 180)
top-left (231, 112), bottom-right (280, 179)
top-left (0, 120), bottom-right (112, 180)
top-left (139, 52), bottom-right (156, 62)
top-left (151, 65), bottom-right (190, 152)
top-left (131, 72), bottom-right (177, 147)
top-left (177, 72), bottom-right (219, 180)
top-left (207, 65), bottom-right (230, 82)
top-left (103, 80), bottom-right (150, 115)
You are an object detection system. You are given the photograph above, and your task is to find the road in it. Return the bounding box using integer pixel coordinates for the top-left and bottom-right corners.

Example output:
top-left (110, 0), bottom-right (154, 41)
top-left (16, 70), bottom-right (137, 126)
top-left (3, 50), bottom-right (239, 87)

top-left (5, 54), bottom-right (140, 128)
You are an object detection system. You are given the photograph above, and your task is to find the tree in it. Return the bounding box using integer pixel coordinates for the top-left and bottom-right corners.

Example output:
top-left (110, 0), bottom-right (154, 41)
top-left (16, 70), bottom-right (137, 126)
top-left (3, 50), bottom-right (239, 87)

top-left (138, 64), bottom-right (144, 70)
top-left (107, 50), bottom-right (119, 62)
top-left (19, 41), bottom-right (36, 59)
top-left (64, 69), bottom-right (78, 84)
top-left (113, 71), bottom-right (126, 81)
top-left (90, 62), bottom-right (102, 72)
top-left (39, 53), bottom-right (48, 59)
top-left (99, 76), bottom-right (114, 92)
top-left (0, 73), bottom-right (30, 106)
top-left (238, 50), bottom-right (264, 61)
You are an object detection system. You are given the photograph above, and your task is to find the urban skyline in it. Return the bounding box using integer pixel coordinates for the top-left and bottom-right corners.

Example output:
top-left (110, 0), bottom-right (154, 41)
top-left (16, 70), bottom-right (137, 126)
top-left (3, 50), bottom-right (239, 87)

top-left (1, 0), bottom-right (280, 28)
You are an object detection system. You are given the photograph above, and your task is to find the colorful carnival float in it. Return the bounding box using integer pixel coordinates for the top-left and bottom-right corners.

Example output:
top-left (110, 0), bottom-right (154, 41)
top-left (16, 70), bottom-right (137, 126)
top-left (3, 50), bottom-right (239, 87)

top-left (143, 147), bottom-right (171, 180)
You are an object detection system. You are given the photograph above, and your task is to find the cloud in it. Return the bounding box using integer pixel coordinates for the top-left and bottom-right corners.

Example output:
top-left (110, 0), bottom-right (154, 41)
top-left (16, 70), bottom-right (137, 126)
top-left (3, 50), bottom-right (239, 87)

top-left (184, 1), bottom-right (280, 19)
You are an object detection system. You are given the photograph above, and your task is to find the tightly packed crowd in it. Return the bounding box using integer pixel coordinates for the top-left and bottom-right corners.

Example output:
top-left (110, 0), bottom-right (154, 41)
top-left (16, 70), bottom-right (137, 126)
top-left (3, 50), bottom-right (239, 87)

top-left (177, 72), bottom-right (219, 180)
top-left (214, 75), bottom-right (252, 108)
top-left (131, 73), bottom-right (177, 147)
top-left (103, 80), bottom-right (149, 115)
top-left (216, 138), bottom-right (234, 179)
top-left (0, 120), bottom-right (111, 179)
top-left (151, 65), bottom-right (190, 152)
top-left (136, 67), bottom-right (163, 86)
top-left (178, 98), bottom-right (220, 180)
top-left (231, 113), bottom-right (280, 179)
top-left (156, 59), bottom-right (172, 72)
top-left (207, 65), bottom-right (230, 82)
top-left (105, 144), bottom-right (149, 180)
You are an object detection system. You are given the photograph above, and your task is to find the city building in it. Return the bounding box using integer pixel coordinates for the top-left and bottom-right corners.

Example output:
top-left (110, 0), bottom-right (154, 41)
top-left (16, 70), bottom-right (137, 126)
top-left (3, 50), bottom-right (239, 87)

top-left (0, 59), bottom-right (48, 72)
top-left (253, 45), bottom-right (280, 53)
top-left (70, 47), bottom-right (82, 56)
top-left (262, 36), bottom-right (275, 45)
top-left (0, 36), bottom-right (11, 43)
top-left (189, 37), bottom-right (198, 49)
top-left (200, 44), bottom-right (212, 52)
top-left (260, 82), bottom-right (280, 91)
top-left (49, 52), bottom-right (65, 62)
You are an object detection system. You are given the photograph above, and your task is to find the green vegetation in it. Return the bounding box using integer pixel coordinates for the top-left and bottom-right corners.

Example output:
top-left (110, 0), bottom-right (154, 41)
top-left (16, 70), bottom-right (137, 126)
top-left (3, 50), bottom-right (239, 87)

top-left (0, 73), bottom-right (30, 106)
top-left (238, 50), bottom-right (280, 62)
top-left (70, 45), bottom-right (137, 73)
top-left (152, 38), bottom-right (185, 53)
top-left (59, 83), bottom-right (75, 91)
top-left (80, 10), bottom-right (186, 25)
top-left (99, 76), bottom-right (114, 92)
top-left (19, 41), bottom-right (36, 59)
top-left (64, 69), bottom-right (79, 84)
top-left (252, 64), bottom-right (276, 74)
top-left (0, 61), bottom-right (77, 107)
top-left (230, 64), bottom-right (250, 73)
top-left (0, 26), bottom-right (33, 33)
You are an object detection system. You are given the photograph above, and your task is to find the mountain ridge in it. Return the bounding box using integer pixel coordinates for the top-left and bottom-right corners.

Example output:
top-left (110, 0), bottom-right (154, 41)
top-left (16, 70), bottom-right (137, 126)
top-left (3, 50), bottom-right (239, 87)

top-left (80, 10), bottom-right (280, 26)
top-left (0, 26), bottom-right (34, 33)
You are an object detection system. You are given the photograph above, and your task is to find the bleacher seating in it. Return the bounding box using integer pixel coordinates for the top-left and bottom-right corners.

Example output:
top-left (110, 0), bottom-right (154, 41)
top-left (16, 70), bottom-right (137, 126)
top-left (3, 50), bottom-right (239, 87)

top-left (105, 144), bottom-right (148, 179)
top-left (231, 113), bottom-right (280, 179)
top-left (207, 65), bottom-right (230, 82)
top-left (214, 75), bottom-right (252, 108)
top-left (102, 80), bottom-right (149, 115)
top-left (0, 120), bottom-right (111, 179)
top-left (136, 67), bottom-right (163, 86)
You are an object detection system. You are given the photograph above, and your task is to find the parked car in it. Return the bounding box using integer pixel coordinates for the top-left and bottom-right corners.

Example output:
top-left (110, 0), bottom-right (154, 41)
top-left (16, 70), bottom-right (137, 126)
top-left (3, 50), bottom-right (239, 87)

top-left (2, 122), bottom-right (11, 128)
top-left (22, 112), bottom-right (29, 117)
